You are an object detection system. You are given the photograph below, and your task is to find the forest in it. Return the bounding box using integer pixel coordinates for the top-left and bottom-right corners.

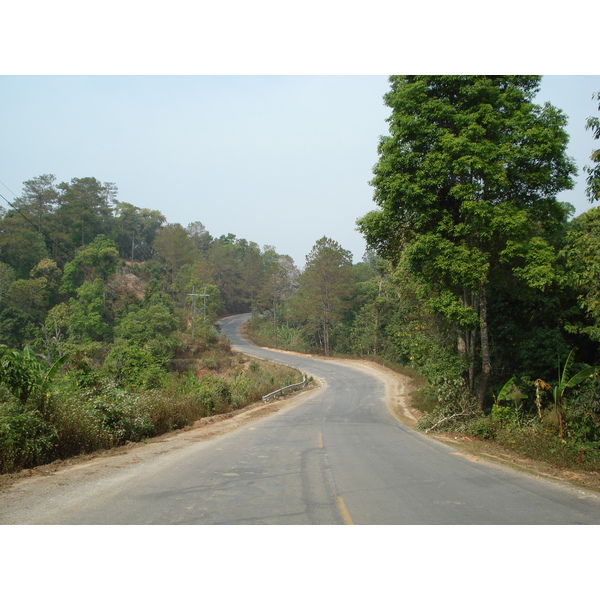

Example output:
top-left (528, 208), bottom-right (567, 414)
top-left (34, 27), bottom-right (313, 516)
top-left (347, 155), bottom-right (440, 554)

top-left (0, 174), bottom-right (304, 472)
top-left (1, 75), bottom-right (600, 475)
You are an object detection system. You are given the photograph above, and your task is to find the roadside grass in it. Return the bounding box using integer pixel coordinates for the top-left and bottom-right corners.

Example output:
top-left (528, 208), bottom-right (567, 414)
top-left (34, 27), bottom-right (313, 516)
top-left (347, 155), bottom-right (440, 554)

top-left (0, 339), bottom-right (303, 475)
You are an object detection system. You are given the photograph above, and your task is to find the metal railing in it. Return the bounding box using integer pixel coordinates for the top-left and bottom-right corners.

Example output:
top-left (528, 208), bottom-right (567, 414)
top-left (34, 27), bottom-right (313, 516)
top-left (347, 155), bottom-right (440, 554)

top-left (262, 374), bottom-right (308, 402)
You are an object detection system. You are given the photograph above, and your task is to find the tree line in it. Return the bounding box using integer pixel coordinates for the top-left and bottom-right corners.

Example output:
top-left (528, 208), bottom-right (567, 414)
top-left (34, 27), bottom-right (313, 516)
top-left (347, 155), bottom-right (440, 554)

top-left (0, 175), bottom-right (302, 472)
top-left (0, 174), bottom-right (301, 353)
top-left (2, 76), bottom-right (600, 474)
top-left (248, 77), bottom-right (600, 470)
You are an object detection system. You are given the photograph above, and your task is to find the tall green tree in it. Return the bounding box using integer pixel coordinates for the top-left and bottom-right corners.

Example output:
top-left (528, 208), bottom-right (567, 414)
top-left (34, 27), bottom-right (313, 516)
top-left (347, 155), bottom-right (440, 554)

top-left (292, 237), bottom-right (353, 356)
top-left (0, 211), bottom-right (50, 278)
top-left (207, 237), bottom-right (244, 313)
top-left (152, 223), bottom-right (199, 284)
top-left (358, 76), bottom-right (576, 405)
top-left (186, 221), bottom-right (213, 254)
top-left (13, 174), bottom-right (59, 232)
top-left (257, 250), bottom-right (299, 346)
top-left (585, 91), bottom-right (600, 202)
top-left (561, 206), bottom-right (600, 345)
top-left (55, 177), bottom-right (117, 250)
top-left (0, 263), bottom-right (16, 307)
top-left (60, 235), bottom-right (120, 294)
top-left (114, 202), bottom-right (166, 262)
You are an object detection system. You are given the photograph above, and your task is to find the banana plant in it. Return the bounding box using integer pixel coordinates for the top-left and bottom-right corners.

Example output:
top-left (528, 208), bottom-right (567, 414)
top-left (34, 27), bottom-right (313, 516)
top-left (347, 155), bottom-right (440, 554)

top-left (493, 376), bottom-right (516, 406)
top-left (0, 345), bottom-right (69, 410)
top-left (553, 348), bottom-right (600, 439)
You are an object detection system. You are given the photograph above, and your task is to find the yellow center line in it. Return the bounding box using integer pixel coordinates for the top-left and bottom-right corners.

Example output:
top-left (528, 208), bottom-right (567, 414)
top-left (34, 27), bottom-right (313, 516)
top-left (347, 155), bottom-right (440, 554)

top-left (318, 433), bottom-right (323, 448)
top-left (336, 496), bottom-right (354, 525)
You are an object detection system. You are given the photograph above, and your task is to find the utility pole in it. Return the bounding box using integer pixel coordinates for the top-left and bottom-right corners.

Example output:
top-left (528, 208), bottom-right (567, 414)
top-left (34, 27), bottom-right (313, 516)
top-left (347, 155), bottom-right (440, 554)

top-left (187, 285), bottom-right (210, 337)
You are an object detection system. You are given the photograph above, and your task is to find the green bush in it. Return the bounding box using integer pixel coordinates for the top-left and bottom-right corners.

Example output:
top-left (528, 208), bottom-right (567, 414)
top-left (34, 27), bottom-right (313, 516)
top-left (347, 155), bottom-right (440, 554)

top-left (141, 390), bottom-right (197, 433)
top-left (0, 404), bottom-right (58, 473)
top-left (48, 391), bottom-right (114, 458)
top-left (104, 344), bottom-right (167, 390)
top-left (0, 345), bottom-right (47, 404)
top-left (90, 385), bottom-right (155, 444)
top-left (416, 377), bottom-right (479, 432)
top-left (465, 416), bottom-right (498, 440)
top-left (564, 376), bottom-right (600, 445)
top-left (191, 376), bottom-right (233, 415)
top-left (489, 404), bottom-right (522, 428)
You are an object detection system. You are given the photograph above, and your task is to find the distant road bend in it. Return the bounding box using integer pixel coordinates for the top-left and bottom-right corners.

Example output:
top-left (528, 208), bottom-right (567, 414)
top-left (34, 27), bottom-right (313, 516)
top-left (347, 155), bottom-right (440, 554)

top-left (1, 313), bottom-right (600, 524)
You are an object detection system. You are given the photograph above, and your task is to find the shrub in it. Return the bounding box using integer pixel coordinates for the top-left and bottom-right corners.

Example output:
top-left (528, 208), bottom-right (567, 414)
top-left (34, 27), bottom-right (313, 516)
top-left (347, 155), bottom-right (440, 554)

top-left (416, 377), bottom-right (480, 432)
top-left (90, 385), bottom-right (155, 444)
top-left (48, 390), bottom-right (114, 458)
top-left (0, 404), bottom-right (58, 473)
top-left (465, 416), bottom-right (498, 440)
top-left (564, 376), bottom-right (600, 445)
top-left (0, 345), bottom-right (46, 404)
top-left (104, 344), bottom-right (167, 390)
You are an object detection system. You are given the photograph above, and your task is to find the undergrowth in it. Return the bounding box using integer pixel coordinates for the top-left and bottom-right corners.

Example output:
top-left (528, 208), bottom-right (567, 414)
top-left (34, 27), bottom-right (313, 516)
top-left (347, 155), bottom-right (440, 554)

top-left (0, 339), bottom-right (302, 474)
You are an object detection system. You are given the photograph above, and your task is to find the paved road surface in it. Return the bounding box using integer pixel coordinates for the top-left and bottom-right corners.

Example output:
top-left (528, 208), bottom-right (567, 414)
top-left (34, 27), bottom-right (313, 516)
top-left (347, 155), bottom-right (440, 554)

top-left (1, 313), bottom-right (599, 524)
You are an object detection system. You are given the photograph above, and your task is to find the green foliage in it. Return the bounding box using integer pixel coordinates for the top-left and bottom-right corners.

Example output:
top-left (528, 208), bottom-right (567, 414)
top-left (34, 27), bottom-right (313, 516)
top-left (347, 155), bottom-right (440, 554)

top-left (465, 416), bottom-right (499, 440)
top-left (60, 234), bottom-right (119, 294)
top-left (290, 237), bottom-right (353, 356)
top-left (0, 212), bottom-right (50, 279)
top-left (67, 279), bottom-right (111, 342)
top-left (584, 91), bottom-right (600, 202)
top-left (114, 202), bottom-right (166, 262)
top-left (494, 423), bottom-right (600, 471)
top-left (564, 375), bottom-right (600, 446)
top-left (48, 391), bottom-right (114, 457)
top-left (104, 344), bottom-right (168, 390)
top-left (552, 347), bottom-right (600, 438)
top-left (89, 384), bottom-right (155, 444)
top-left (0, 262), bottom-right (16, 305)
top-left (0, 404), bottom-right (58, 473)
top-left (113, 300), bottom-right (180, 357)
top-left (0, 344), bottom-right (66, 408)
top-left (358, 75), bottom-right (576, 405)
top-left (153, 223), bottom-right (200, 283)
top-left (55, 177), bottom-right (116, 250)
top-left (416, 377), bottom-right (480, 433)
top-left (561, 206), bottom-right (600, 343)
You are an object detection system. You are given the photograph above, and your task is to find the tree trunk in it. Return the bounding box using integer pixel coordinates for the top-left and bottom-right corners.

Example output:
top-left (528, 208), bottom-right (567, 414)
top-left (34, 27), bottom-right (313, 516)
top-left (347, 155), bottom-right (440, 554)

top-left (323, 316), bottom-right (330, 356)
top-left (374, 309), bottom-right (379, 357)
top-left (458, 288), bottom-right (477, 393)
top-left (273, 302), bottom-right (278, 348)
top-left (477, 283), bottom-right (491, 409)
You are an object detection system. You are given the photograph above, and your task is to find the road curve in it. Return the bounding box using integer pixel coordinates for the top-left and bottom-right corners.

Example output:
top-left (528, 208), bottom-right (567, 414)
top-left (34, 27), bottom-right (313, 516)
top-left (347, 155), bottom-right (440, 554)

top-left (1, 314), bottom-right (600, 524)
top-left (217, 314), bottom-right (600, 524)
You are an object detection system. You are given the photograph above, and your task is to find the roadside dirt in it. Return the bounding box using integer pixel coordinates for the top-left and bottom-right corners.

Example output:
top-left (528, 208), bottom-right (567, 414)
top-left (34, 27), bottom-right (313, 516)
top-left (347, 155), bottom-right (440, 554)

top-left (2, 351), bottom-right (600, 504)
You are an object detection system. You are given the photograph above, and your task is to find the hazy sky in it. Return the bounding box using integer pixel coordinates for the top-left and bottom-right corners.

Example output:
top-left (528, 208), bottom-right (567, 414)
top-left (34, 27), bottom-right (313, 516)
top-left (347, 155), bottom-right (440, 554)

top-left (1, 75), bottom-right (598, 268)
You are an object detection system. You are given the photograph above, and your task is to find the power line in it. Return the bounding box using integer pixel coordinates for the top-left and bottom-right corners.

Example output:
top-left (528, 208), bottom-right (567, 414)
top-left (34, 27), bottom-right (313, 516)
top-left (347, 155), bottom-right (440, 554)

top-left (0, 179), bottom-right (18, 199)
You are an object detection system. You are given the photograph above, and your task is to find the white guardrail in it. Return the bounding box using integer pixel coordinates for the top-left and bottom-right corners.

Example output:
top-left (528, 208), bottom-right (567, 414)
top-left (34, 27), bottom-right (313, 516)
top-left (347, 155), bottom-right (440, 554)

top-left (262, 374), bottom-right (308, 402)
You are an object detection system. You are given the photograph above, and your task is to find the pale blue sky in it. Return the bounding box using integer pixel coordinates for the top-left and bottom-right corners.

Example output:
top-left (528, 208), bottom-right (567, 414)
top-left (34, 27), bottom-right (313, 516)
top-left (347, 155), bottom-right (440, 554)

top-left (2, 1), bottom-right (598, 269)
top-left (2, 75), bottom-right (599, 267)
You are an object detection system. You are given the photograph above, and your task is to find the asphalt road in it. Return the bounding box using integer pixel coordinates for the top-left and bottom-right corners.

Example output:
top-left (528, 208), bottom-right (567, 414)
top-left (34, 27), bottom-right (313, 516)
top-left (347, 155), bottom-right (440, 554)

top-left (2, 313), bottom-right (600, 524)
